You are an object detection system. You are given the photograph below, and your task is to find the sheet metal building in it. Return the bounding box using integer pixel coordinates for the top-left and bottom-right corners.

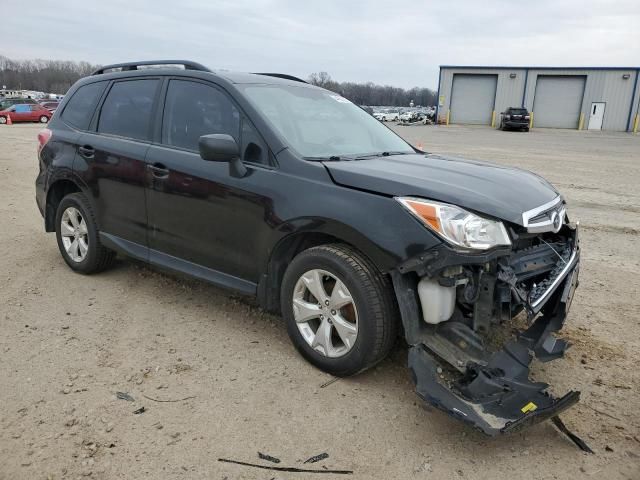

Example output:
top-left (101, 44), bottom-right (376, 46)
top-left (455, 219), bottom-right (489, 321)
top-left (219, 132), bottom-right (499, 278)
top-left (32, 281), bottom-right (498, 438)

top-left (436, 66), bottom-right (640, 132)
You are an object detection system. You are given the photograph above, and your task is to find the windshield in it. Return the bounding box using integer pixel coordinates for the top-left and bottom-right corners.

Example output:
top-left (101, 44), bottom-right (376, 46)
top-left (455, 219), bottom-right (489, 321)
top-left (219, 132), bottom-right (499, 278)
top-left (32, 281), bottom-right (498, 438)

top-left (241, 84), bottom-right (414, 159)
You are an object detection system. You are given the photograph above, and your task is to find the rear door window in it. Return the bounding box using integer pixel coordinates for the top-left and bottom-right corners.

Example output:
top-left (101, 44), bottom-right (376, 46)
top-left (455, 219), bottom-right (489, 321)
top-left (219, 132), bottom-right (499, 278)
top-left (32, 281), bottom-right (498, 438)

top-left (61, 81), bottom-right (107, 130)
top-left (98, 79), bottom-right (160, 141)
top-left (161, 79), bottom-right (240, 151)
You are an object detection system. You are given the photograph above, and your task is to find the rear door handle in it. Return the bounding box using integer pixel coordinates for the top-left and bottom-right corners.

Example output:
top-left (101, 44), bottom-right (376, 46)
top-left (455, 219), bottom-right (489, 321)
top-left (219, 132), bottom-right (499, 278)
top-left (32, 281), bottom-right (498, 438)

top-left (147, 163), bottom-right (170, 178)
top-left (78, 145), bottom-right (95, 158)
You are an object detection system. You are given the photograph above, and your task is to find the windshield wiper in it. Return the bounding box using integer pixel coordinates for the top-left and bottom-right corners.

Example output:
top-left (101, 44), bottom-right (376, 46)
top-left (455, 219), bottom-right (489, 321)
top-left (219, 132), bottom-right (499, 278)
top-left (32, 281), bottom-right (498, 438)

top-left (352, 151), bottom-right (413, 160)
top-left (304, 155), bottom-right (353, 161)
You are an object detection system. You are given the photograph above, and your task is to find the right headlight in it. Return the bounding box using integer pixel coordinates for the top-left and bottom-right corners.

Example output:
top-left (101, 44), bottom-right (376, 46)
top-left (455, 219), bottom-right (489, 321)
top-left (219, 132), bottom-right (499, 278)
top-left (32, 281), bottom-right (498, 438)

top-left (396, 197), bottom-right (511, 250)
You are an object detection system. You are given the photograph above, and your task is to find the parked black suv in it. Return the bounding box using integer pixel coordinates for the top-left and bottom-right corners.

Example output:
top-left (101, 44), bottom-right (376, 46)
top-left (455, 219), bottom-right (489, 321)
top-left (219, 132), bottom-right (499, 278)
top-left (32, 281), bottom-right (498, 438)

top-left (500, 107), bottom-right (531, 131)
top-left (36, 61), bottom-right (580, 435)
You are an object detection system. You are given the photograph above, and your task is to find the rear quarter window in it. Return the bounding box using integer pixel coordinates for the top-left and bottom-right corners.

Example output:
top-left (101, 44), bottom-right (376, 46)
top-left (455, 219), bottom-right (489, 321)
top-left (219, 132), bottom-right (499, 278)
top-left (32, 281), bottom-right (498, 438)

top-left (61, 82), bottom-right (107, 130)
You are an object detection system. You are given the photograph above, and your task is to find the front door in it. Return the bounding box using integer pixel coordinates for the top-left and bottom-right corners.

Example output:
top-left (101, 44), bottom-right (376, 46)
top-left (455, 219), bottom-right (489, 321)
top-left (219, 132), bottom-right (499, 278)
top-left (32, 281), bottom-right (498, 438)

top-left (145, 78), bottom-right (276, 288)
top-left (12, 104), bottom-right (31, 122)
top-left (588, 102), bottom-right (605, 130)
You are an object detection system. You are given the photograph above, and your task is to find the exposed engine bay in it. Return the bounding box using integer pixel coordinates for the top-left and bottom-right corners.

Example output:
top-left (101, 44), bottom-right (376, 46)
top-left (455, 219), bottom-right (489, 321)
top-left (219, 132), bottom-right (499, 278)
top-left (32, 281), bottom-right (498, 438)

top-left (392, 218), bottom-right (581, 435)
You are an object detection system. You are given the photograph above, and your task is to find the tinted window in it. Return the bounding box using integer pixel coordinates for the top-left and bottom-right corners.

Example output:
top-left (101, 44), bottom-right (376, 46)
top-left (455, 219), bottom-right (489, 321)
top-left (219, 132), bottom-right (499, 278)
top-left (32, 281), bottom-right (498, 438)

top-left (241, 119), bottom-right (269, 165)
top-left (61, 82), bottom-right (106, 130)
top-left (162, 80), bottom-right (239, 151)
top-left (98, 79), bottom-right (159, 141)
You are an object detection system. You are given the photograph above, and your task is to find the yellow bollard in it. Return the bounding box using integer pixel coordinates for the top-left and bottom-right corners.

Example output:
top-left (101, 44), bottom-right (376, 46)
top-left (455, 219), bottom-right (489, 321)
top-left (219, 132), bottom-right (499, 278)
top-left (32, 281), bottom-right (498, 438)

top-left (529, 112), bottom-right (534, 129)
top-left (634, 114), bottom-right (639, 133)
top-left (446, 110), bottom-right (450, 126)
top-left (491, 110), bottom-right (496, 128)
top-left (578, 113), bottom-right (584, 130)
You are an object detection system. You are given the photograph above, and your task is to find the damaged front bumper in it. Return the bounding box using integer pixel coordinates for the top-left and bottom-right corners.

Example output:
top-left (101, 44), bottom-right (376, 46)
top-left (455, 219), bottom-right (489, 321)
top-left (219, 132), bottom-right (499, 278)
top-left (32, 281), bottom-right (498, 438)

top-left (392, 222), bottom-right (581, 435)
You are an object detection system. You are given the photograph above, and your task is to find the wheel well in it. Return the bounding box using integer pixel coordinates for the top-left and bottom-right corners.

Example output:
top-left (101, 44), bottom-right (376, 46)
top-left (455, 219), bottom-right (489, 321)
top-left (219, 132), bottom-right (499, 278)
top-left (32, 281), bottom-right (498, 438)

top-left (45, 180), bottom-right (81, 232)
top-left (258, 232), bottom-right (372, 314)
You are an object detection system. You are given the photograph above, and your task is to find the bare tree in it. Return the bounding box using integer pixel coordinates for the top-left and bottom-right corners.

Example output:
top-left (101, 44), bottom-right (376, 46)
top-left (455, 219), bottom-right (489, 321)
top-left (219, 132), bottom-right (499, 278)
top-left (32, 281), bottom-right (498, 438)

top-left (0, 56), bottom-right (100, 95)
top-left (307, 71), bottom-right (436, 107)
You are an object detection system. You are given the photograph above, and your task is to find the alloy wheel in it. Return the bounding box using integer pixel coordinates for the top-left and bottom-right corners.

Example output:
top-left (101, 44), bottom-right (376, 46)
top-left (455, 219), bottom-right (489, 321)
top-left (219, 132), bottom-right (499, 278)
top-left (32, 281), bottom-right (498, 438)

top-left (60, 207), bottom-right (89, 262)
top-left (292, 269), bottom-right (358, 358)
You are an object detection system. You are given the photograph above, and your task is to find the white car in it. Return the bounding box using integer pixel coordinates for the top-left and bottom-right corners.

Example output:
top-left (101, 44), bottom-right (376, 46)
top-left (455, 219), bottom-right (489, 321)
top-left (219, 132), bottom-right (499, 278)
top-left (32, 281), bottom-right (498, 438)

top-left (378, 111), bottom-right (399, 122)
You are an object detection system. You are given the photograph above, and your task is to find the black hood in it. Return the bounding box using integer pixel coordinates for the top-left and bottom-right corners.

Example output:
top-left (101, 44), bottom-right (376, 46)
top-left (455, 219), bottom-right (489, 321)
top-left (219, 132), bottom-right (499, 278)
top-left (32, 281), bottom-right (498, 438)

top-left (323, 153), bottom-right (559, 226)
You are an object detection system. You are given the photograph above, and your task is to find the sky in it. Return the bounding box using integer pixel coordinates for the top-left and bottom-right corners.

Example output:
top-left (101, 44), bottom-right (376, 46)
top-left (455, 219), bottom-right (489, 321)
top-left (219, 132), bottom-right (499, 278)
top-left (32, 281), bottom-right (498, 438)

top-left (3, 0), bottom-right (639, 89)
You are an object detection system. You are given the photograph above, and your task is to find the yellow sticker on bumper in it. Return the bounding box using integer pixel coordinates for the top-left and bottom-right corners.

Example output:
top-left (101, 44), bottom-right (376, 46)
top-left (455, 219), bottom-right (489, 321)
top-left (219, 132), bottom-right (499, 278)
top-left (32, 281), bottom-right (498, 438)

top-left (521, 402), bottom-right (538, 414)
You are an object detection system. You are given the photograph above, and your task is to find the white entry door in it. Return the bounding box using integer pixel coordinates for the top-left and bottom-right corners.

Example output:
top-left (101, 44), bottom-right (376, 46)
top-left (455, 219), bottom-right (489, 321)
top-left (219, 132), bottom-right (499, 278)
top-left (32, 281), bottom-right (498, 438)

top-left (588, 102), bottom-right (605, 130)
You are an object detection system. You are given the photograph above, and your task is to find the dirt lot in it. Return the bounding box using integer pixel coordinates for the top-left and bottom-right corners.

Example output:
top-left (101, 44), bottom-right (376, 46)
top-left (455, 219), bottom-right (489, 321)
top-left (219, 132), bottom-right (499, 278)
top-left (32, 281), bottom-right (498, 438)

top-left (1, 123), bottom-right (639, 479)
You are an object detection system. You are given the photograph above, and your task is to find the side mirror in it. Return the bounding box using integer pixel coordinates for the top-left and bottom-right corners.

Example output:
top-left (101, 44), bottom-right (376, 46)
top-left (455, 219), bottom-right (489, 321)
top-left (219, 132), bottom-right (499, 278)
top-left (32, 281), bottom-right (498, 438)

top-left (198, 134), bottom-right (239, 162)
top-left (198, 133), bottom-right (247, 178)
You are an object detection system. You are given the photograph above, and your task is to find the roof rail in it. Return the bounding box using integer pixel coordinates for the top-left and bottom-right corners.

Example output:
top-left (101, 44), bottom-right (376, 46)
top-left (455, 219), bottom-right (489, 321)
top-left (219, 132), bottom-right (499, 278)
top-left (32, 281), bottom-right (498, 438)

top-left (91, 60), bottom-right (211, 76)
top-left (253, 73), bottom-right (308, 83)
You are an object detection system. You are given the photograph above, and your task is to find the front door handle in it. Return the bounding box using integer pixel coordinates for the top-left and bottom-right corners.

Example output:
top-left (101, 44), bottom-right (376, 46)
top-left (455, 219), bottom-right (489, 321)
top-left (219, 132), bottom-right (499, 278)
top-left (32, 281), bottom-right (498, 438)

top-left (78, 145), bottom-right (95, 158)
top-left (147, 163), bottom-right (170, 178)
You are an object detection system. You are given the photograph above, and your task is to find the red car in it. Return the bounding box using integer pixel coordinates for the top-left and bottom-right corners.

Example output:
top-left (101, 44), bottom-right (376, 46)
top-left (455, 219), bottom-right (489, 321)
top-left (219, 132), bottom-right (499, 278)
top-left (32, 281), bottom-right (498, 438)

top-left (40, 101), bottom-right (60, 113)
top-left (0, 103), bottom-right (52, 124)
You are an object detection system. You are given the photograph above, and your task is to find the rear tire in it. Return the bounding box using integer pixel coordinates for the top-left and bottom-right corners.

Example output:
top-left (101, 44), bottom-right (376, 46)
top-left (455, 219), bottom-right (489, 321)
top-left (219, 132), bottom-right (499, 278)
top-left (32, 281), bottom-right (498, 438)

top-left (39, 115), bottom-right (49, 123)
top-left (281, 244), bottom-right (398, 377)
top-left (55, 193), bottom-right (115, 274)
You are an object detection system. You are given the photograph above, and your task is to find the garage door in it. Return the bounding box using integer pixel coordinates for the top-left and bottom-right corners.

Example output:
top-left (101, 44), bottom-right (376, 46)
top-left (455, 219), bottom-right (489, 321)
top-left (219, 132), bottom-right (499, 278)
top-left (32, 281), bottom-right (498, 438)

top-left (450, 74), bottom-right (497, 125)
top-left (533, 76), bottom-right (586, 129)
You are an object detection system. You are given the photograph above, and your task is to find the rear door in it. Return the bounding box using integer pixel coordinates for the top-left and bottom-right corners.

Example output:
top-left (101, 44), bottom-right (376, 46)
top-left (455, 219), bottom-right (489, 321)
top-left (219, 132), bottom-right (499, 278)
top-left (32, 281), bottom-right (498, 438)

top-left (29, 104), bottom-right (43, 121)
top-left (74, 78), bottom-right (161, 254)
top-left (144, 78), bottom-right (276, 288)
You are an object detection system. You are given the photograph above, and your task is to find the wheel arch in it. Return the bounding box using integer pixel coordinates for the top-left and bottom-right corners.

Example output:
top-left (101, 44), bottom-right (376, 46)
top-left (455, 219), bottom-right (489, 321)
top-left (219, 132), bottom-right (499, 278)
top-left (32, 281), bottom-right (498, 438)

top-left (45, 177), bottom-right (88, 232)
top-left (257, 225), bottom-right (398, 314)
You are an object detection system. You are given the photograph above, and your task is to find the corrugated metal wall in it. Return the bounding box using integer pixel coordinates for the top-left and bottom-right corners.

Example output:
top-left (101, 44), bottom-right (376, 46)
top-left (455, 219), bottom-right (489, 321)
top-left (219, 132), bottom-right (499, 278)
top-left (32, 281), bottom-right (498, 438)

top-left (450, 74), bottom-right (498, 124)
top-left (438, 67), bottom-right (640, 132)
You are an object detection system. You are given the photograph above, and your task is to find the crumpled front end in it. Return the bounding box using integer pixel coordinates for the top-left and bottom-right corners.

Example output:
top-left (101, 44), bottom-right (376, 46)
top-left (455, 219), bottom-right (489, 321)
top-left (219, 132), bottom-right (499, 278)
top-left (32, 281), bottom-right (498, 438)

top-left (392, 219), bottom-right (581, 435)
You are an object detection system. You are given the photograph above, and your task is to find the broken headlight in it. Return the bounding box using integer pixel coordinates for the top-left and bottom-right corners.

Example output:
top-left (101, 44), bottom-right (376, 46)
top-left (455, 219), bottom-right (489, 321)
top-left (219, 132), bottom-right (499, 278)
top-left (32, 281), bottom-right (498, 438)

top-left (396, 197), bottom-right (511, 250)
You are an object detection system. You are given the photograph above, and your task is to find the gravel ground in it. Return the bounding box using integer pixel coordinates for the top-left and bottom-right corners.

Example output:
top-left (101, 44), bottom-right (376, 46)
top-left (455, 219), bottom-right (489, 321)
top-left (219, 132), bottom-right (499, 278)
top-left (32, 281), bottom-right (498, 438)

top-left (1, 123), bottom-right (639, 480)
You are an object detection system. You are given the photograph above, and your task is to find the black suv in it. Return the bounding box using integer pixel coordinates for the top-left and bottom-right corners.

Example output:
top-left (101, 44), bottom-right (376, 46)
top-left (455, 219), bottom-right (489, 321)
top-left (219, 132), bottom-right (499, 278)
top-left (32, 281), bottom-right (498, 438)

top-left (36, 61), bottom-right (580, 435)
top-left (500, 107), bottom-right (531, 131)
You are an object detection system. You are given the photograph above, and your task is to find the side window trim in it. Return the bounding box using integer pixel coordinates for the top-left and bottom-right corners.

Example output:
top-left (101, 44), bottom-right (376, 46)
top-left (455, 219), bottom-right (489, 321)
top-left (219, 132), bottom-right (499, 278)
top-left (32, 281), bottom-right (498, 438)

top-left (87, 80), bottom-right (113, 132)
top-left (92, 77), bottom-right (162, 142)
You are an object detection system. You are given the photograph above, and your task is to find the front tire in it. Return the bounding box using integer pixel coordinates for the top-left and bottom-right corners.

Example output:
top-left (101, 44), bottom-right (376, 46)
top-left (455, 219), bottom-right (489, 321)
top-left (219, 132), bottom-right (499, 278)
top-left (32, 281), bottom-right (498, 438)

top-left (0, 116), bottom-right (7, 124)
top-left (281, 244), bottom-right (398, 377)
top-left (55, 193), bottom-right (115, 274)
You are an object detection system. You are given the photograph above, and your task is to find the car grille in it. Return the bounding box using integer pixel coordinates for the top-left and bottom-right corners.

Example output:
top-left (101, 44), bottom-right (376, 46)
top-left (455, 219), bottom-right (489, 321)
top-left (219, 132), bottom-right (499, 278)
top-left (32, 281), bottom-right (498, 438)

top-left (522, 197), bottom-right (566, 233)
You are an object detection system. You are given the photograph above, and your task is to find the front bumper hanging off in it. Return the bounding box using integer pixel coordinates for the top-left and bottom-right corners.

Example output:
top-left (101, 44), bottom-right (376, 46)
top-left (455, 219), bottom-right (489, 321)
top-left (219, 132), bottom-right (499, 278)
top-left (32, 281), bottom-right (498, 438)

top-left (394, 224), bottom-right (581, 435)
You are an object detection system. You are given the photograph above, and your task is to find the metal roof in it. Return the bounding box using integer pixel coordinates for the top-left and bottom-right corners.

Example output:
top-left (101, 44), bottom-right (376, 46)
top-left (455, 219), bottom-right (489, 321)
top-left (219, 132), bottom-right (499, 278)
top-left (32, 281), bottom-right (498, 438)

top-left (440, 65), bottom-right (639, 71)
